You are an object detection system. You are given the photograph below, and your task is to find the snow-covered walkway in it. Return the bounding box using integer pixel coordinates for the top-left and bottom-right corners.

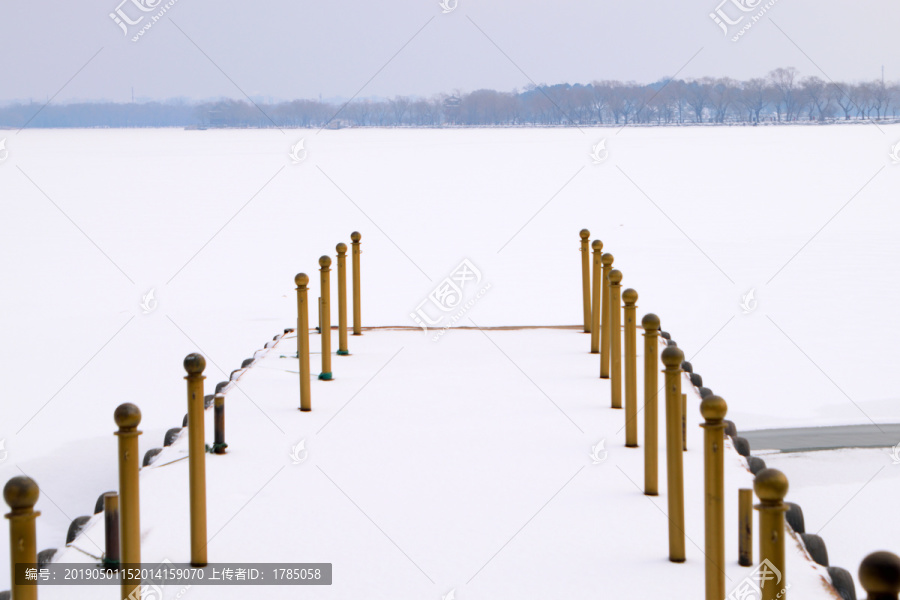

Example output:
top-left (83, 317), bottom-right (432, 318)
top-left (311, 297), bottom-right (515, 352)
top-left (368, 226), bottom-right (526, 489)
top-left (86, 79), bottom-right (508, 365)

top-left (43, 327), bottom-right (837, 599)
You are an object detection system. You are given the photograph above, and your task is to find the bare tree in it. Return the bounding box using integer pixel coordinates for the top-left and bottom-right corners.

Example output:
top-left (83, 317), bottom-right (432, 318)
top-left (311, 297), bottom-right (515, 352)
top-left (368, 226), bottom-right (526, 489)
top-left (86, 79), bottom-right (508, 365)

top-left (769, 67), bottom-right (800, 121)
top-left (686, 78), bottom-right (713, 123)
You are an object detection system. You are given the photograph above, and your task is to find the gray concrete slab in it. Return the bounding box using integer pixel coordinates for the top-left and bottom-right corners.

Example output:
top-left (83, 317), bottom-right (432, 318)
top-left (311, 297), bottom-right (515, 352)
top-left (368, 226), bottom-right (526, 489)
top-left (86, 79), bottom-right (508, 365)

top-left (741, 424), bottom-right (900, 452)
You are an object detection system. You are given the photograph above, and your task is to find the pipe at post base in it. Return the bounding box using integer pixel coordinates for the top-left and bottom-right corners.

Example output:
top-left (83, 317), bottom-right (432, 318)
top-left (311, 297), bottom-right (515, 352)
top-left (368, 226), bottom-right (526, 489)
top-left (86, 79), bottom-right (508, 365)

top-left (701, 394), bottom-right (727, 600)
top-left (4, 476), bottom-right (39, 600)
top-left (336, 243), bottom-right (349, 355)
top-left (662, 345), bottom-right (686, 562)
top-left (103, 492), bottom-right (120, 570)
top-left (739, 488), bottom-right (753, 567)
top-left (642, 313), bottom-right (660, 496)
top-left (184, 354), bottom-right (208, 568)
top-left (114, 403), bottom-right (142, 598)
top-left (213, 393), bottom-right (227, 454)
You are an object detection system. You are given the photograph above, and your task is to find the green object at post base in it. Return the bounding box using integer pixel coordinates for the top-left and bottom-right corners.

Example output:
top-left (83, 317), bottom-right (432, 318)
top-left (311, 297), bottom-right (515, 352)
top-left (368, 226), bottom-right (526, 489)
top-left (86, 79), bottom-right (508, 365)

top-left (102, 557), bottom-right (120, 570)
top-left (336, 350), bottom-right (350, 356)
top-left (318, 372), bottom-right (333, 380)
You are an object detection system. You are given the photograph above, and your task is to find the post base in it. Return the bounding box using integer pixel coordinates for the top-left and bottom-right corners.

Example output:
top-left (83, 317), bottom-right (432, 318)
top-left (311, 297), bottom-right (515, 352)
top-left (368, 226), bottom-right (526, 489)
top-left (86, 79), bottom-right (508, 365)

top-left (600, 375), bottom-right (609, 379)
top-left (318, 372), bottom-right (333, 380)
top-left (102, 559), bottom-right (120, 571)
top-left (644, 491), bottom-right (658, 497)
top-left (352, 332), bottom-right (363, 336)
top-left (299, 407), bottom-right (311, 412)
top-left (337, 350), bottom-right (350, 356)
top-left (205, 442), bottom-right (228, 454)
top-left (625, 443), bottom-right (637, 448)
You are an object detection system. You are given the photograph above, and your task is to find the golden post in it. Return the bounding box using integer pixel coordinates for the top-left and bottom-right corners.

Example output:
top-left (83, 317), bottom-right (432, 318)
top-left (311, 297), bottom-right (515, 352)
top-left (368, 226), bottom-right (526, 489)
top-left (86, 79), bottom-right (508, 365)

top-left (739, 488), bottom-right (753, 567)
top-left (754, 468), bottom-right (789, 600)
top-left (590, 240), bottom-right (603, 353)
top-left (662, 344), bottom-right (686, 562)
top-left (319, 256), bottom-right (333, 380)
top-left (580, 229), bottom-right (591, 333)
top-left (701, 394), bottom-right (728, 600)
top-left (295, 273), bottom-right (311, 411)
top-left (103, 492), bottom-right (120, 570)
top-left (682, 393), bottom-right (688, 451)
top-left (351, 231), bottom-right (362, 335)
top-left (859, 551), bottom-right (900, 600)
top-left (184, 353), bottom-right (208, 567)
top-left (114, 403), bottom-right (142, 598)
top-left (336, 243), bottom-right (349, 355)
top-left (4, 476), bottom-right (39, 600)
top-left (608, 269), bottom-right (623, 409)
top-left (642, 313), bottom-right (661, 495)
top-left (623, 288), bottom-right (638, 445)
top-left (599, 253), bottom-right (614, 376)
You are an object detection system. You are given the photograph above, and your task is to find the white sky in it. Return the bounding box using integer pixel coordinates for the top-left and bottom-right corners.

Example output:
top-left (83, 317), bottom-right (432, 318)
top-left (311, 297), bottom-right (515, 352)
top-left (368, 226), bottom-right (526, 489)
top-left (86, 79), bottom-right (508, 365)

top-left (0, 0), bottom-right (898, 104)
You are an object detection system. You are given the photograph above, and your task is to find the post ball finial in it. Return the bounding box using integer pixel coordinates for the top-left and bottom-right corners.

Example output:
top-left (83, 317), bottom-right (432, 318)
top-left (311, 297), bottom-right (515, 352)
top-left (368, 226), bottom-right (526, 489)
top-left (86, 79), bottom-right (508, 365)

top-left (661, 345), bottom-right (684, 367)
top-left (184, 353), bottom-right (206, 375)
top-left (336, 242), bottom-right (347, 253)
top-left (591, 240), bottom-right (603, 252)
top-left (609, 269), bottom-right (623, 284)
top-left (295, 273), bottom-right (309, 287)
top-left (700, 394), bottom-right (728, 422)
top-left (319, 255), bottom-right (332, 269)
top-left (601, 252), bottom-right (614, 266)
top-left (623, 288), bottom-right (638, 304)
top-left (350, 231), bottom-right (361, 242)
top-left (753, 468), bottom-right (789, 503)
top-left (4, 476), bottom-right (39, 511)
top-left (642, 313), bottom-right (660, 330)
top-left (114, 402), bottom-right (142, 429)
top-left (580, 229), bottom-right (590, 240)
top-left (859, 551), bottom-right (900, 596)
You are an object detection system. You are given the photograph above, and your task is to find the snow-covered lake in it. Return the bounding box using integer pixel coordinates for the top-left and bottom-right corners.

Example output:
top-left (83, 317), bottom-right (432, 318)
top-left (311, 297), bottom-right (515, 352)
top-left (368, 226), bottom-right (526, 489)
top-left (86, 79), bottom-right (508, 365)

top-left (1, 125), bottom-right (898, 594)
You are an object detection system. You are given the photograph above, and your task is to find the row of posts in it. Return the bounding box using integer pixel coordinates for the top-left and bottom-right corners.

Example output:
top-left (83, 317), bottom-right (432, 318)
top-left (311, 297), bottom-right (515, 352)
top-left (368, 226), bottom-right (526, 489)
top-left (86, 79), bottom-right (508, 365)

top-left (1, 231), bottom-right (366, 599)
top-left (4, 352), bottom-right (215, 600)
top-left (295, 232), bottom-right (363, 411)
top-left (4, 228), bottom-right (897, 597)
top-left (578, 228), bottom-right (900, 600)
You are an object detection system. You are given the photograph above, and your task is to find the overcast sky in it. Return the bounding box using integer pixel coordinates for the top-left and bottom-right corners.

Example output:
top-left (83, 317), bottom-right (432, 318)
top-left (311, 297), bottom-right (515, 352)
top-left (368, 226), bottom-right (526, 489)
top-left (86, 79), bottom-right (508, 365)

top-left (1, 0), bottom-right (897, 104)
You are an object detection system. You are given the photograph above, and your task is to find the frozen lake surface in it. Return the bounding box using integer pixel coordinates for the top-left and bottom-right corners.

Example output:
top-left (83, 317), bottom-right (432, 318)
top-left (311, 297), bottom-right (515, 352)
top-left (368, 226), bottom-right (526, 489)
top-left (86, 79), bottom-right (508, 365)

top-left (0, 125), bottom-right (898, 595)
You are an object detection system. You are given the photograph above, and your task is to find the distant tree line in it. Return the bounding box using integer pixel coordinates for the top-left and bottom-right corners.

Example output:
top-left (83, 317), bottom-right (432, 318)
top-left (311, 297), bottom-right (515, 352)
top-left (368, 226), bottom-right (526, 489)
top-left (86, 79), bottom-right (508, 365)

top-left (2, 68), bottom-right (898, 129)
